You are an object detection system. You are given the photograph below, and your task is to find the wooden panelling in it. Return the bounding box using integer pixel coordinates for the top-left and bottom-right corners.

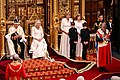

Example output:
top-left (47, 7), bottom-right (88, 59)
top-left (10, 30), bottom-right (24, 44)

top-left (85, 14), bottom-right (90, 27)
top-left (85, 1), bottom-right (91, 13)
top-left (92, 1), bottom-right (98, 12)
top-left (85, 0), bottom-right (104, 31)
top-left (91, 14), bottom-right (97, 26)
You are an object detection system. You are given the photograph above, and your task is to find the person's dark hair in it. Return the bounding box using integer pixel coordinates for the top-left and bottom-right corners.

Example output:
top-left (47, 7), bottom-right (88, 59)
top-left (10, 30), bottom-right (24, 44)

top-left (13, 54), bottom-right (20, 61)
top-left (82, 22), bottom-right (87, 27)
top-left (108, 16), bottom-right (112, 20)
top-left (71, 22), bottom-right (75, 26)
top-left (98, 14), bottom-right (103, 17)
top-left (76, 14), bottom-right (81, 20)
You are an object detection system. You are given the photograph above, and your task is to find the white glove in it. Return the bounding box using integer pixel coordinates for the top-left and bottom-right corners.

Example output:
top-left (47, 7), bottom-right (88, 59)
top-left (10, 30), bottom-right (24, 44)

top-left (5, 34), bottom-right (10, 39)
top-left (20, 38), bottom-right (27, 42)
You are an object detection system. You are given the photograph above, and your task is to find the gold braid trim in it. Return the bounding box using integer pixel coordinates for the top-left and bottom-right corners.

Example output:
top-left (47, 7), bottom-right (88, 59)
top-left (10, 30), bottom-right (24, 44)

top-left (9, 64), bottom-right (22, 72)
top-left (95, 22), bottom-right (102, 29)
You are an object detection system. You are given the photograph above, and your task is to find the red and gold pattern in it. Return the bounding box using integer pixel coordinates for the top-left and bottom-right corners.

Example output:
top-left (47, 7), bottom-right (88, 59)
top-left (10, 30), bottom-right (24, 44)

top-left (76, 54), bottom-right (97, 62)
top-left (23, 59), bottom-right (75, 80)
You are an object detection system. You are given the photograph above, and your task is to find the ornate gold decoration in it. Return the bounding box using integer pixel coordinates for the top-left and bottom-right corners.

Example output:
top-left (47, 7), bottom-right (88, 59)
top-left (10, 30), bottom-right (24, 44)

top-left (0, 0), bottom-right (6, 18)
top-left (53, 0), bottom-right (59, 50)
top-left (49, 0), bottom-right (53, 47)
top-left (74, 5), bottom-right (79, 18)
top-left (59, 0), bottom-right (70, 19)
top-left (0, 18), bottom-right (6, 56)
top-left (9, 64), bottom-right (22, 72)
top-left (81, 0), bottom-right (85, 19)
top-left (37, 0), bottom-right (43, 4)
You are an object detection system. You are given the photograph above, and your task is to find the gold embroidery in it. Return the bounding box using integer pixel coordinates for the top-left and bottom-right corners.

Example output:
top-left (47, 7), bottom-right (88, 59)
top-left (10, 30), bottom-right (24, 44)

top-left (95, 22), bottom-right (102, 29)
top-left (9, 64), bottom-right (22, 72)
top-left (14, 77), bottom-right (17, 80)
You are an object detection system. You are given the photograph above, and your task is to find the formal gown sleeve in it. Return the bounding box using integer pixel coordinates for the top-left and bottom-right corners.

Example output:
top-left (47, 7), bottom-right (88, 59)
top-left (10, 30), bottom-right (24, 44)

top-left (80, 29), bottom-right (83, 43)
top-left (61, 18), bottom-right (64, 31)
top-left (21, 64), bottom-right (27, 78)
top-left (40, 26), bottom-right (44, 38)
top-left (76, 29), bottom-right (78, 41)
top-left (31, 27), bottom-right (39, 39)
top-left (5, 65), bottom-right (10, 80)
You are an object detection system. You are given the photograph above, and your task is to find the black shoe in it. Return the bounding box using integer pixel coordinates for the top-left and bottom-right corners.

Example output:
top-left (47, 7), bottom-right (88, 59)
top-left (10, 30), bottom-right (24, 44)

top-left (99, 67), bottom-right (104, 72)
top-left (104, 69), bottom-right (108, 72)
top-left (82, 58), bottom-right (87, 60)
top-left (103, 67), bottom-right (108, 72)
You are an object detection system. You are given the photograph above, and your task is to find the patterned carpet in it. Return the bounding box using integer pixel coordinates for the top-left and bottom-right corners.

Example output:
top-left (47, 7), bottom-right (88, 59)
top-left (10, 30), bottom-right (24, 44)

top-left (0, 49), bottom-right (96, 80)
top-left (23, 59), bottom-right (75, 80)
top-left (1, 47), bottom-right (119, 80)
top-left (76, 53), bottom-right (97, 62)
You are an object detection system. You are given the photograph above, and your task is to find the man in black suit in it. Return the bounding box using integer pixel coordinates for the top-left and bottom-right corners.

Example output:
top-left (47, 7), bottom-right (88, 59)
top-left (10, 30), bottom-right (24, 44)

top-left (106, 17), bottom-right (114, 47)
top-left (81, 22), bottom-right (90, 60)
top-left (69, 22), bottom-right (78, 60)
top-left (106, 17), bottom-right (113, 33)
top-left (94, 14), bottom-right (104, 33)
top-left (94, 14), bottom-right (104, 52)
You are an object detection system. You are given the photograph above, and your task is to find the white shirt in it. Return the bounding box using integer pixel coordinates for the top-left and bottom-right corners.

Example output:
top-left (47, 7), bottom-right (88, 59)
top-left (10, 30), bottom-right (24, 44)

top-left (109, 22), bottom-right (112, 28)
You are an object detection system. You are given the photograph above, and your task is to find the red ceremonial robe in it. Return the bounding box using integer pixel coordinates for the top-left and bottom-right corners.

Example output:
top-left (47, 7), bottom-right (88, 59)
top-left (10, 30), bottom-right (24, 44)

top-left (5, 63), bottom-right (27, 80)
top-left (96, 28), bottom-right (112, 67)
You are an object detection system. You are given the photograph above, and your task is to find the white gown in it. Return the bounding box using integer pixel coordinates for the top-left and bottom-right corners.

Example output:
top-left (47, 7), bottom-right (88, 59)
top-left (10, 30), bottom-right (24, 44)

top-left (30, 26), bottom-right (47, 58)
top-left (75, 20), bottom-right (85, 57)
top-left (59, 18), bottom-right (73, 58)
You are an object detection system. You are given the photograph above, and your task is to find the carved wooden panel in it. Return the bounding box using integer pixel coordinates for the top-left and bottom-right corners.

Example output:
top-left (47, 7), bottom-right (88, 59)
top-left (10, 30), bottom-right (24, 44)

top-left (37, 0), bottom-right (43, 4)
top-left (85, 0), bottom-right (99, 29)
top-left (73, 0), bottom-right (80, 18)
top-left (58, 0), bottom-right (71, 19)
top-left (73, 5), bottom-right (79, 18)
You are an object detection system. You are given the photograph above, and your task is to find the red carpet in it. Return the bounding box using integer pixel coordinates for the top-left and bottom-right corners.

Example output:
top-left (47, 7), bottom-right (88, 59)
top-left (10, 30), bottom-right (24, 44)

top-left (0, 47), bottom-right (120, 80)
top-left (65, 57), bottom-right (120, 80)
top-left (23, 59), bottom-right (75, 80)
top-left (48, 48), bottom-right (120, 80)
top-left (48, 48), bottom-right (95, 72)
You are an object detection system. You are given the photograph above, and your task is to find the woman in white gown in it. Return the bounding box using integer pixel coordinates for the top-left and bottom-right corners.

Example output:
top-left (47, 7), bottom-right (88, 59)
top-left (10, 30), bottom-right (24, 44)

top-left (74, 14), bottom-right (86, 57)
top-left (59, 13), bottom-right (73, 58)
top-left (30, 20), bottom-right (47, 59)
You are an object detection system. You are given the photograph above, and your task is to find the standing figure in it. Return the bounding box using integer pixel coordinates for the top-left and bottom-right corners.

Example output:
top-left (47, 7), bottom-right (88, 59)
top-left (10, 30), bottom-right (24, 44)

top-left (74, 14), bottom-right (85, 57)
top-left (6, 18), bottom-right (26, 59)
top-left (69, 22), bottom-right (78, 60)
top-left (96, 22), bottom-right (112, 72)
top-left (81, 22), bottom-right (90, 60)
top-left (5, 54), bottom-right (27, 80)
top-left (29, 20), bottom-right (47, 59)
top-left (106, 17), bottom-right (114, 46)
top-left (94, 14), bottom-right (104, 32)
top-left (59, 12), bottom-right (73, 58)
top-left (106, 17), bottom-right (113, 33)
top-left (94, 14), bottom-right (104, 52)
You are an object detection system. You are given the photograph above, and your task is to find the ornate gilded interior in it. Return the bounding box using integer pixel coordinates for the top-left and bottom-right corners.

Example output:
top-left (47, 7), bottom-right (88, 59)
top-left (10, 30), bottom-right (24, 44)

top-left (0, 0), bottom-right (110, 56)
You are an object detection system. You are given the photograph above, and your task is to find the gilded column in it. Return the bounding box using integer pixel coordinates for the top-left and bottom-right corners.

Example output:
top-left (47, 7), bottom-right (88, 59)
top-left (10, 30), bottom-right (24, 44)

top-left (50, 0), bottom-right (53, 47)
top-left (81, 0), bottom-right (85, 19)
top-left (0, 0), bottom-right (6, 56)
top-left (71, 0), bottom-right (74, 18)
top-left (53, 0), bottom-right (59, 50)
